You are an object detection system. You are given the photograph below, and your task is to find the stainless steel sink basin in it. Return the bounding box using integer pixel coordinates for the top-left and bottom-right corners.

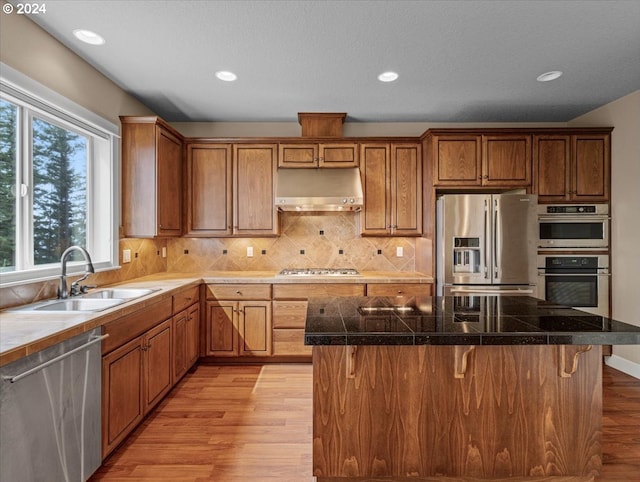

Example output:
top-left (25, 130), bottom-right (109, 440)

top-left (12, 298), bottom-right (126, 313)
top-left (7, 287), bottom-right (159, 313)
top-left (83, 288), bottom-right (157, 300)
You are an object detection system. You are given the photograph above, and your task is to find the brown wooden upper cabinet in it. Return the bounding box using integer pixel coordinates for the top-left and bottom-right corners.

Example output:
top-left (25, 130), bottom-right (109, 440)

top-left (121, 116), bottom-right (183, 237)
top-left (234, 144), bottom-right (279, 236)
top-left (430, 133), bottom-right (531, 188)
top-left (185, 143), bottom-right (233, 236)
top-left (533, 131), bottom-right (611, 203)
top-left (184, 143), bottom-right (278, 236)
top-left (278, 142), bottom-right (359, 168)
top-left (359, 143), bottom-right (422, 236)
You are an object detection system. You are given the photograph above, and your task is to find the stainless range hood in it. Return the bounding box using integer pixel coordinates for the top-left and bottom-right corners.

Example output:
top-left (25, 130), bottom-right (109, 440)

top-left (276, 168), bottom-right (364, 212)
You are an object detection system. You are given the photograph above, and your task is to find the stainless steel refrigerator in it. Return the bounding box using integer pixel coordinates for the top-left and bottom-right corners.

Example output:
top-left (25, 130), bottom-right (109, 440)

top-left (436, 193), bottom-right (538, 296)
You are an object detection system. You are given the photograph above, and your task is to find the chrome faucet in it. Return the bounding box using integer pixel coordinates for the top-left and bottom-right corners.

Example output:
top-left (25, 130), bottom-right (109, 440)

top-left (58, 246), bottom-right (95, 299)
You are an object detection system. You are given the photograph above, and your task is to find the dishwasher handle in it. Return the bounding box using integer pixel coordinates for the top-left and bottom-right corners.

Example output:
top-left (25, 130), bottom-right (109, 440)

top-left (4, 334), bottom-right (109, 383)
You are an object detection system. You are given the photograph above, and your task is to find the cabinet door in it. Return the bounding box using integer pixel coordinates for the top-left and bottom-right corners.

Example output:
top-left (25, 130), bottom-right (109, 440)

top-left (391, 143), bottom-right (422, 235)
top-left (156, 127), bottom-right (183, 236)
top-left (482, 135), bottom-right (531, 186)
top-left (102, 335), bottom-right (144, 458)
top-left (233, 144), bottom-right (278, 235)
top-left (433, 135), bottom-right (482, 186)
top-left (186, 144), bottom-right (232, 236)
top-left (144, 319), bottom-right (172, 413)
top-left (319, 143), bottom-right (359, 168)
top-left (239, 301), bottom-right (272, 356)
top-left (360, 143), bottom-right (391, 235)
top-left (186, 303), bottom-right (200, 368)
top-left (206, 301), bottom-right (238, 356)
top-left (572, 135), bottom-right (610, 201)
top-left (278, 144), bottom-right (318, 168)
top-left (172, 308), bottom-right (189, 382)
top-left (533, 135), bottom-right (571, 202)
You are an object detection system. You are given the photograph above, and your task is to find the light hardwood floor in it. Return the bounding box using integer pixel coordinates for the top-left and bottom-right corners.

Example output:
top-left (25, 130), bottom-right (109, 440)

top-left (90, 364), bottom-right (639, 482)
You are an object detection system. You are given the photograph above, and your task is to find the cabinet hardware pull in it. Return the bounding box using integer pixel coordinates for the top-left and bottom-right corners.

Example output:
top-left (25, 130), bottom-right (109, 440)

top-left (4, 334), bottom-right (109, 383)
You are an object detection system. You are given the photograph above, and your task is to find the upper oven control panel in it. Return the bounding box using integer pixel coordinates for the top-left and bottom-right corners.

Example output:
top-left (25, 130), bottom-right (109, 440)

top-left (537, 204), bottom-right (609, 216)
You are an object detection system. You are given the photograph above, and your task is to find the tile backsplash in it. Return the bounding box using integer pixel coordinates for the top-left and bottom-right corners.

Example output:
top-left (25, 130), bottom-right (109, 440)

top-left (1, 212), bottom-right (419, 309)
top-left (167, 212), bottom-right (416, 273)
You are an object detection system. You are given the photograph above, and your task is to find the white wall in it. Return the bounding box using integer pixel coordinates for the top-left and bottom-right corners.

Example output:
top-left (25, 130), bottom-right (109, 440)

top-left (570, 90), bottom-right (640, 378)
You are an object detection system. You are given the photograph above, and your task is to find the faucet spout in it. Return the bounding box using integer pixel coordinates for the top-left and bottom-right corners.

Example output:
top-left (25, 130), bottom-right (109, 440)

top-left (58, 246), bottom-right (95, 299)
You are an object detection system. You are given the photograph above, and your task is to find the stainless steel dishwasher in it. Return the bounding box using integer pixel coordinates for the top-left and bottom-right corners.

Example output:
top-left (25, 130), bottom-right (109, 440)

top-left (1, 328), bottom-right (105, 482)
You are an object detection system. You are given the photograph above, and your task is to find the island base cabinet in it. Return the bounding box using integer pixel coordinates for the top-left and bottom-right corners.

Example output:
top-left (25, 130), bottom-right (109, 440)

top-left (312, 344), bottom-right (602, 479)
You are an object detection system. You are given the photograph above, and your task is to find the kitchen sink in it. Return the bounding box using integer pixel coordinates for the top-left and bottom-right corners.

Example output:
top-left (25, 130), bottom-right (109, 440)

top-left (83, 288), bottom-right (158, 300)
top-left (12, 298), bottom-right (126, 313)
top-left (7, 287), bottom-right (159, 313)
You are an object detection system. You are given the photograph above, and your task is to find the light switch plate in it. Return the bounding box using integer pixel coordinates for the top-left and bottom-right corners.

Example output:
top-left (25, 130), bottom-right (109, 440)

top-left (247, 246), bottom-right (254, 257)
top-left (162, 247), bottom-right (167, 258)
top-left (123, 249), bottom-right (131, 263)
top-left (396, 246), bottom-right (403, 257)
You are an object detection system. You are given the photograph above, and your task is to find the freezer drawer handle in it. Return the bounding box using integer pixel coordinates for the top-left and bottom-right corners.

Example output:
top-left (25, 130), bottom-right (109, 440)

top-left (450, 289), bottom-right (535, 295)
top-left (3, 334), bottom-right (109, 383)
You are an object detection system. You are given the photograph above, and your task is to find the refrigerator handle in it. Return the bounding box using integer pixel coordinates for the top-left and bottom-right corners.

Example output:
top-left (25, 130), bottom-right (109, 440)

top-left (493, 199), bottom-right (499, 278)
top-left (483, 199), bottom-right (489, 279)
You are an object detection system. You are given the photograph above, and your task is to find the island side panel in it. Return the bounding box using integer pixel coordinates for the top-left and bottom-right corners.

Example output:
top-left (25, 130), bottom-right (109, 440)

top-left (312, 345), bottom-right (602, 478)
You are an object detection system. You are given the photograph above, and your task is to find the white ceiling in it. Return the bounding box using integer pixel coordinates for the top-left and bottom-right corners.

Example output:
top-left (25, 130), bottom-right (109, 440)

top-left (25, 0), bottom-right (640, 123)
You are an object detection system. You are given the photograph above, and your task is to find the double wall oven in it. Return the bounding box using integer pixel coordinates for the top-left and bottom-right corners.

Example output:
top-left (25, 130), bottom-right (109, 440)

top-left (537, 204), bottom-right (610, 317)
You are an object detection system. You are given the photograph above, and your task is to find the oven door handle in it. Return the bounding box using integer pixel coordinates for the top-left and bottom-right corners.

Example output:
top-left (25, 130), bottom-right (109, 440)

top-left (538, 216), bottom-right (610, 222)
top-left (537, 272), bottom-right (610, 276)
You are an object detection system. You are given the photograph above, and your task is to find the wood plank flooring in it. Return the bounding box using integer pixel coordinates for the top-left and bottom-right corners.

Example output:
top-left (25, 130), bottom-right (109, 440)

top-left (90, 363), bottom-right (639, 482)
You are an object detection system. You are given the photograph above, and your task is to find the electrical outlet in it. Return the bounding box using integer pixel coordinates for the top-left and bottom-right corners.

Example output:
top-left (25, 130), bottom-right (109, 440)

top-left (247, 246), bottom-right (254, 257)
top-left (122, 249), bottom-right (131, 263)
top-left (162, 247), bottom-right (167, 258)
top-left (396, 246), bottom-right (403, 257)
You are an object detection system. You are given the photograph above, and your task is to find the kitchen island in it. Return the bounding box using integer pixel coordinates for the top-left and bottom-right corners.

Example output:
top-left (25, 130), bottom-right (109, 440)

top-left (305, 295), bottom-right (640, 480)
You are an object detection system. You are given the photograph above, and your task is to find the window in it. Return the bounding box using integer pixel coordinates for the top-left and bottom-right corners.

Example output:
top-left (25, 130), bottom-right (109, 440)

top-left (0, 67), bottom-right (119, 286)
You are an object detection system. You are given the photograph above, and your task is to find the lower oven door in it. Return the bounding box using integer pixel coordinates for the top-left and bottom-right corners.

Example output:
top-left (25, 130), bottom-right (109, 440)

top-left (537, 258), bottom-right (610, 317)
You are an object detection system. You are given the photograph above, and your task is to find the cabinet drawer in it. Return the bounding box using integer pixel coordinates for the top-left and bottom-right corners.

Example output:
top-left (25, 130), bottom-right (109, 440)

top-left (272, 329), bottom-right (312, 356)
top-left (273, 283), bottom-right (365, 299)
top-left (206, 284), bottom-right (271, 300)
top-left (273, 300), bottom-right (308, 329)
top-left (173, 286), bottom-right (200, 313)
top-left (102, 298), bottom-right (172, 354)
top-left (366, 283), bottom-right (432, 297)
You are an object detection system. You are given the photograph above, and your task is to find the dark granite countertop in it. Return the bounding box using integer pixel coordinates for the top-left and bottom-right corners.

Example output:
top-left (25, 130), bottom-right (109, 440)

top-left (304, 295), bottom-right (640, 346)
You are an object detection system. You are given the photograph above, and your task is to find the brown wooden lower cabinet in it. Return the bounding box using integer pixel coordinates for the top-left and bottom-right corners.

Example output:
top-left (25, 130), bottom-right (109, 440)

top-left (102, 289), bottom-right (201, 459)
top-left (102, 318), bottom-right (172, 458)
top-left (312, 344), bottom-right (602, 478)
top-left (172, 302), bottom-right (200, 382)
top-left (205, 300), bottom-right (272, 357)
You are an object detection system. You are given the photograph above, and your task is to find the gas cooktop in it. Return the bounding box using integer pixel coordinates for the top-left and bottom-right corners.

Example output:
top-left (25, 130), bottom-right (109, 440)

top-left (277, 268), bottom-right (361, 276)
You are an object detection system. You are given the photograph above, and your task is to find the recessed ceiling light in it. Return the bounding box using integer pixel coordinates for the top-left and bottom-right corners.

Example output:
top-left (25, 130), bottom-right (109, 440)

top-left (73, 29), bottom-right (105, 45)
top-left (215, 71), bottom-right (238, 82)
top-left (377, 71), bottom-right (399, 82)
top-left (536, 71), bottom-right (563, 82)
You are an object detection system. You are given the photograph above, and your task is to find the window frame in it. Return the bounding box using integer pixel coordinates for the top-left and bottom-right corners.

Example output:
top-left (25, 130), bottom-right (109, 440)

top-left (0, 63), bottom-right (120, 287)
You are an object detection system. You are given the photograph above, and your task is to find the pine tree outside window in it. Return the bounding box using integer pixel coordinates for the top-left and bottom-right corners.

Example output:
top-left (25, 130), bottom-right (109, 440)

top-left (1, 68), bottom-right (119, 286)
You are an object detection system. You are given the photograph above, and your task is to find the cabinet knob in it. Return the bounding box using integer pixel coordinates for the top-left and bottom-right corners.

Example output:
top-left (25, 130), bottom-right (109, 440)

top-left (235, 290), bottom-right (241, 295)
top-left (397, 290), bottom-right (404, 294)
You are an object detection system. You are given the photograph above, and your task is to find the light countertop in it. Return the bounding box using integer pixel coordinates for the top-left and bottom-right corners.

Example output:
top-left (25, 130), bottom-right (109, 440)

top-left (0, 271), bottom-right (432, 367)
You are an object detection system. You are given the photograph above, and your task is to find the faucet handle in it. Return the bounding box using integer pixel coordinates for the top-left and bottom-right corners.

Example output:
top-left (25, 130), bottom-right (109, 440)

top-left (80, 285), bottom-right (97, 294)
